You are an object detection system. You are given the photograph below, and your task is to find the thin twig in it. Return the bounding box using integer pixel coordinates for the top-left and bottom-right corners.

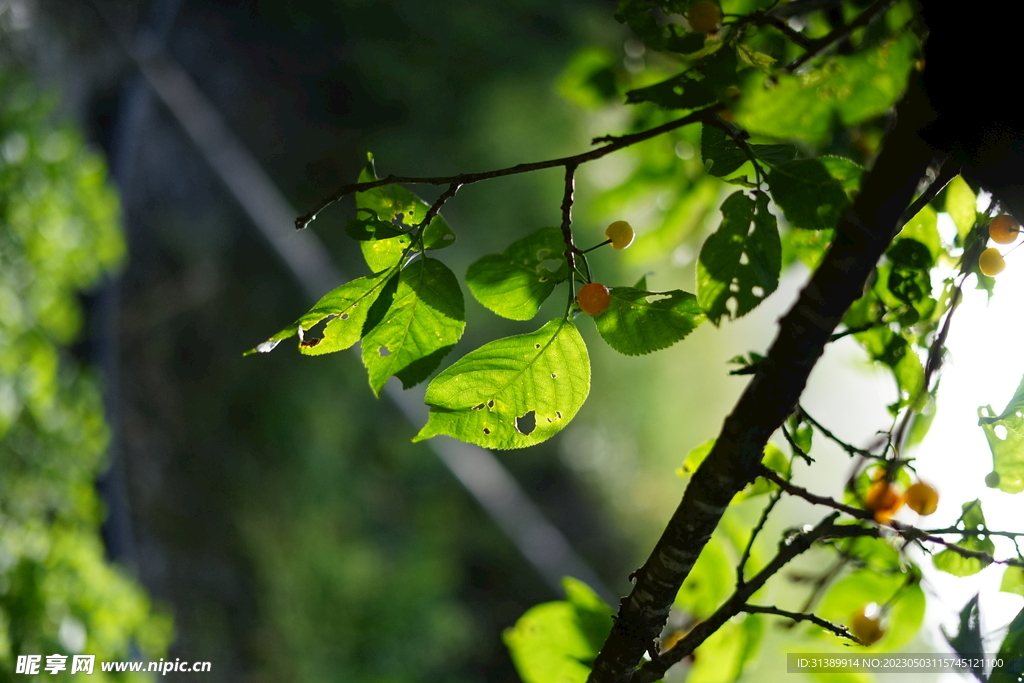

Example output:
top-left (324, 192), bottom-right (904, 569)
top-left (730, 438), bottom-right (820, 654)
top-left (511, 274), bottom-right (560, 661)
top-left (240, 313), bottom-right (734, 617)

top-left (418, 182), bottom-right (462, 229)
top-left (704, 116), bottom-right (766, 187)
top-left (784, 0), bottom-right (895, 73)
top-left (737, 490), bottom-right (782, 586)
top-left (797, 407), bottom-right (880, 459)
top-left (759, 465), bottom-right (870, 519)
top-left (745, 11), bottom-right (815, 49)
top-left (560, 164), bottom-right (578, 276)
top-left (781, 424), bottom-right (814, 464)
top-left (297, 104), bottom-right (723, 229)
top-left (742, 604), bottom-right (859, 643)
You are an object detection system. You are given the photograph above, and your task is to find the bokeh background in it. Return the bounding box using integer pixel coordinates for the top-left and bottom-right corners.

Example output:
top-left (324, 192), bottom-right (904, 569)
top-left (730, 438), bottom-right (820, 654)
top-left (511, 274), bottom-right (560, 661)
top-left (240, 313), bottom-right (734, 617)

top-left (2, 1), bottom-right (1022, 682)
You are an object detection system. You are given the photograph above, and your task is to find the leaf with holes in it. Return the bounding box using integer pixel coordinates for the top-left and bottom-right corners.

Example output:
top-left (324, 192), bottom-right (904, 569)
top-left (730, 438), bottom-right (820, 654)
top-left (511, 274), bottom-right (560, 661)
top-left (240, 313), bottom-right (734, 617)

top-left (355, 153), bottom-right (456, 271)
top-left (594, 288), bottom-right (704, 355)
top-left (361, 257), bottom-right (465, 396)
top-left (767, 156), bottom-right (864, 230)
top-left (246, 269), bottom-right (395, 356)
top-left (413, 318), bottom-right (589, 449)
top-left (978, 405), bottom-right (1024, 494)
top-left (697, 191), bottom-right (780, 324)
top-left (466, 227), bottom-right (569, 321)
top-left (735, 32), bottom-right (917, 143)
top-left (934, 500), bottom-right (996, 576)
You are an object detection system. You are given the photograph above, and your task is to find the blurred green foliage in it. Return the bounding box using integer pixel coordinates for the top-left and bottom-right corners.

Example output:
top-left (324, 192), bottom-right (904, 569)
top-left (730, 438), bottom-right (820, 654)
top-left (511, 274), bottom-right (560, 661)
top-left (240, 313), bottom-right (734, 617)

top-left (0, 69), bottom-right (171, 680)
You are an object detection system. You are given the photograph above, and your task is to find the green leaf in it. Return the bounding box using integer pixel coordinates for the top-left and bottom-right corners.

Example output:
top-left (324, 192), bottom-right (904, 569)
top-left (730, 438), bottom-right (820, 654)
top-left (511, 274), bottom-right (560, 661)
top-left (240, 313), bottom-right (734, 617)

top-left (697, 191), bottom-right (781, 324)
top-left (675, 534), bottom-right (733, 619)
top-left (980, 374), bottom-right (1024, 427)
top-left (414, 318), bottom-right (589, 449)
top-left (782, 226), bottom-right (834, 270)
top-left (767, 157), bottom-right (864, 231)
top-left (1001, 565), bottom-right (1024, 597)
top-left (345, 209), bottom-right (408, 241)
top-left (735, 33), bottom-right (917, 143)
top-left (625, 46), bottom-right (738, 109)
top-left (678, 439), bottom-right (716, 476)
top-left (886, 239), bottom-right (934, 305)
top-left (686, 616), bottom-right (762, 683)
top-left (626, 72), bottom-right (716, 111)
top-left (943, 595), bottom-right (984, 673)
top-left (355, 154), bottom-right (456, 271)
top-left (465, 227), bottom-right (569, 321)
top-left (561, 578), bottom-right (615, 654)
top-left (700, 125), bottom-right (796, 177)
top-left (737, 44), bottom-right (775, 71)
top-left (818, 567), bottom-right (925, 650)
top-left (934, 500), bottom-right (995, 577)
top-left (944, 175), bottom-right (977, 241)
top-left (979, 404), bottom-right (1024, 494)
top-left (503, 578), bottom-right (612, 683)
top-left (248, 269), bottom-right (395, 356)
top-left (594, 288), bottom-right (704, 355)
top-left (678, 439), bottom-right (787, 501)
top-left (360, 257), bottom-right (465, 396)
top-left (989, 605), bottom-right (1024, 683)
top-left (898, 204), bottom-right (942, 261)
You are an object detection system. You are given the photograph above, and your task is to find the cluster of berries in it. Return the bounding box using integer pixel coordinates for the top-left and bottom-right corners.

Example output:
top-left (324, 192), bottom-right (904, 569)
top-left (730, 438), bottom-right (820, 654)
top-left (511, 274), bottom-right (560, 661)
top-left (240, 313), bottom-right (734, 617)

top-left (979, 214), bottom-right (1019, 276)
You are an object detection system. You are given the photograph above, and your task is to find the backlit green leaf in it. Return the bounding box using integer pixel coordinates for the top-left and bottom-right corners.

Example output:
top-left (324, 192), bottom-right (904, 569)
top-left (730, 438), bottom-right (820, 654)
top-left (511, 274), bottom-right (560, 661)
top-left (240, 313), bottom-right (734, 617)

top-left (768, 157), bottom-right (864, 231)
top-left (248, 269), bottom-right (394, 356)
top-left (944, 175), bottom-right (977, 241)
top-left (898, 205), bottom-right (942, 262)
top-left (503, 577), bottom-right (612, 683)
top-left (355, 154), bottom-right (456, 271)
top-left (697, 191), bottom-right (780, 324)
top-left (675, 534), bottom-right (733, 620)
top-left (979, 404), bottom-right (1024, 494)
top-left (934, 500), bottom-right (995, 576)
top-left (818, 567), bottom-right (925, 650)
top-left (361, 257), bottom-right (465, 396)
top-left (735, 33), bottom-right (917, 143)
top-left (594, 287), bottom-right (704, 355)
top-left (466, 227), bottom-right (569, 321)
top-left (414, 318), bottom-right (589, 449)
top-left (1001, 566), bottom-right (1024, 597)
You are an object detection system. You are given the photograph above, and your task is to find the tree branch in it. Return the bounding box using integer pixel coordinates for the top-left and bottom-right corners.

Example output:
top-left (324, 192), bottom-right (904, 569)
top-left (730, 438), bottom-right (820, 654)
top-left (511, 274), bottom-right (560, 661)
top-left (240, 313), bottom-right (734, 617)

top-left (632, 513), bottom-right (872, 682)
top-left (784, 0), bottom-right (896, 73)
top-left (296, 104), bottom-right (723, 230)
top-left (586, 83), bottom-right (938, 683)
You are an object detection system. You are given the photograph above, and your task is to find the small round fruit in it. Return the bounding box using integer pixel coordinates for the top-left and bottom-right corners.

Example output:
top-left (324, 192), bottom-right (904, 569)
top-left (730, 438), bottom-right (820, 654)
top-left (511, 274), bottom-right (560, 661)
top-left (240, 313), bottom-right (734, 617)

top-left (605, 221), bottom-right (635, 250)
top-left (985, 471), bottom-right (1001, 488)
top-left (979, 247), bottom-right (1007, 276)
top-left (865, 480), bottom-right (904, 523)
top-left (989, 214), bottom-right (1020, 245)
top-left (905, 482), bottom-right (939, 516)
top-left (687, 0), bottom-right (721, 34)
top-left (850, 606), bottom-right (885, 646)
top-left (577, 282), bottom-right (611, 316)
